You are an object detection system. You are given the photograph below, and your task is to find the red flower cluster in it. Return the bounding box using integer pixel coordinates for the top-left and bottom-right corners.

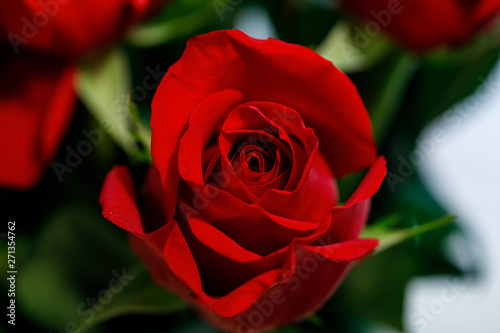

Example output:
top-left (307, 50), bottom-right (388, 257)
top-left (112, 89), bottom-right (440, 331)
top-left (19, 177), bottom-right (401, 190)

top-left (100, 30), bottom-right (386, 332)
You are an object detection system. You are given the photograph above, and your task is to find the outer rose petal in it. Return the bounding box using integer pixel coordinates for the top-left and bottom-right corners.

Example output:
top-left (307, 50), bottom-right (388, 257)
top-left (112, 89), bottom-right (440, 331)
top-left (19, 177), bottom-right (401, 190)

top-left (170, 218), bottom-right (288, 310)
top-left (198, 239), bottom-right (377, 332)
top-left (329, 156), bottom-right (387, 242)
top-left (0, 0), bottom-right (167, 59)
top-left (339, 0), bottom-right (500, 52)
top-left (161, 218), bottom-right (377, 322)
top-left (152, 29), bottom-right (377, 203)
top-left (100, 165), bottom-right (173, 251)
top-left (141, 165), bottom-right (172, 232)
top-left (129, 227), bottom-right (189, 297)
top-left (100, 166), bottom-right (143, 234)
top-left (0, 51), bottom-right (75, 190)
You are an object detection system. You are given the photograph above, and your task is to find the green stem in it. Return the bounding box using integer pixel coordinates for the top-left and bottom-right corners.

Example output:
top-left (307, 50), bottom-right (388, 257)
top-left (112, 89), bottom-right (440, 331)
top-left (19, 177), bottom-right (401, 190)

top-left (369, 53), bottom-right (419, 146)
top-left (363, 215), bottom-right (457, 254)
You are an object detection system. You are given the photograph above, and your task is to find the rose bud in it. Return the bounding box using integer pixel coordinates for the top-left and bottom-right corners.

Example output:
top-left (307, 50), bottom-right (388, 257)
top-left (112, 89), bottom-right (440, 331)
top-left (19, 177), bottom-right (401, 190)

top-left (338, 0), bottom-right (500, 52)
top-left (100, 30), bottom-right (387, 332)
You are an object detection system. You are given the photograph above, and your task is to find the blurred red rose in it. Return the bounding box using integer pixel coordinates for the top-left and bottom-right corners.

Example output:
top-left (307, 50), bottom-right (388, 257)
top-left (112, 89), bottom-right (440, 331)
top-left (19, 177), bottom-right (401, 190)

top-left (0, 0), bottom-right (166, 190)
top-left (0, 50), bottom-right (75, 190)
top-left (0, 0), bottom-right (166, 59)
top-left (100, 30), bottom-right (386, 332)
top-left (338, 0), bottom-right (500, 52)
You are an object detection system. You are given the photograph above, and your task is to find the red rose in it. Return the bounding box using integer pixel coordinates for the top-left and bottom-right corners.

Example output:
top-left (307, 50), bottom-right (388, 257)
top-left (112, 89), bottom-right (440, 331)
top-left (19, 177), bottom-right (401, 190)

top-left (100, 30), bottom-right (386, 332)
top-left (338, 0), bottom-right (500, 52)
top-left (0, 0), bottom-right (166, 59)
top-left (0, 0), bottom-right (166, 189)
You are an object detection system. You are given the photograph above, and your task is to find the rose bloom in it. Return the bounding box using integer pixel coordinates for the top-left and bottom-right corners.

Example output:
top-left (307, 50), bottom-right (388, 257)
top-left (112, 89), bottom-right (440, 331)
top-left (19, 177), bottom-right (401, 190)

top-left (100, 30), bottom-right (386, 332)
top-left (0, 0), bottom-right (165, 190)
top-left (338, 0), bottom-right (500, 52)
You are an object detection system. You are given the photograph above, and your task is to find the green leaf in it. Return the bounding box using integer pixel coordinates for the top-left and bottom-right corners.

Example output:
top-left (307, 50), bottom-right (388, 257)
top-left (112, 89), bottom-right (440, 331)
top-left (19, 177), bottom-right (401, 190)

top-left (306, 314), bottom-right (325, 328)
top-left (76, 49), bottom-right (150, 162)
top-left (127, 0), bottom-right (219, 47)
top-left (129, 102), bottom-right (152, 161)
top-left (271, 325), bottom-right (302, 333)
top-left (77, 265), bottom-right (186, 333)
top-left (363, 214), bottom-right (457, 254)
top-left (316, 20), bottom-right (394, 73)
top-left (17, 203), bottom-right (185, 332)
top-left (367, 53), bottom-right (419, 145)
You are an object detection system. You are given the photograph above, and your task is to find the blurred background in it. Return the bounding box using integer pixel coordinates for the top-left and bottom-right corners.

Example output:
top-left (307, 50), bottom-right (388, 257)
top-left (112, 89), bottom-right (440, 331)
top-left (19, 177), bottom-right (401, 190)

top-left (1, 0), bottom-right (499, 332)
top-left (405, 61), bottom-right (500, 333)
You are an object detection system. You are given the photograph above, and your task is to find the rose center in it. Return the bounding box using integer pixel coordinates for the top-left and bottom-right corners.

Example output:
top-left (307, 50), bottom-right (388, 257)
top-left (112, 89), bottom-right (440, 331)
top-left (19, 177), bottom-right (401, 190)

top-left (244, 148), bottom-right (272, 173)
top-left (229, 134), bottom-right (281, 176)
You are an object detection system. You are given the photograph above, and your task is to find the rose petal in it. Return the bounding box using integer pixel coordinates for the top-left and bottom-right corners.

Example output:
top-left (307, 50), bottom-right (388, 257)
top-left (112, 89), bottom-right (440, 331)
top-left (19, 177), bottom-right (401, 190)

top-left (177, 215), bottom-right (287, 299)
top-left (256, 148), bottom-right (338, 223)
top-left (100, 165), bottom-right (175, 252)
top-left (345, 155), bottom-right (387, 207)
top-left (162, 220), bottom-right (286, 313)
top-left (100, 166), bottom-right (144, 234)
top-left (209, 269), bottom-right (283, 317)
top-left (178, 185), bottom-right (317, 255)
top-left (328, 156), bottom-right (387, 242)
top-left (141, 165), bottom-right (170, 232)
top-left (178, 88), bottom-right (244, 188)
top-left (199, 243), bottom-right (357, 331)
top-left (128, 222), bottom-right (191, 298)
top-left (0, 51), bottom-right (75, 190)
top-left (301, 238), bottom-right (378, 262)
top-left (162, 221), bottom-right (215, 306)
top-left (329, 199), bottom-right (372, 243)
top-left (188, 213), bottom-right (262, 263)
